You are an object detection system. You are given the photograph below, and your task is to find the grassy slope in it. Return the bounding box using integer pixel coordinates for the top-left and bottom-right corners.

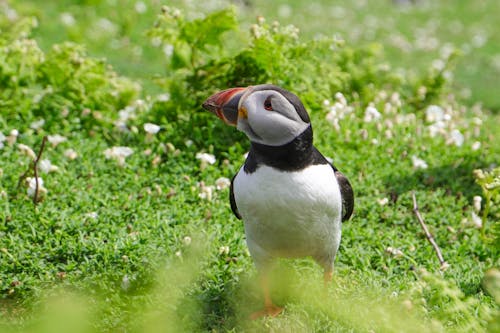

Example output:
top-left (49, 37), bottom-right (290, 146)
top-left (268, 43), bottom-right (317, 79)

top-left (249, 0), bottom-right (500, 111)
top-left (1, 0), bottom-right (499, 332)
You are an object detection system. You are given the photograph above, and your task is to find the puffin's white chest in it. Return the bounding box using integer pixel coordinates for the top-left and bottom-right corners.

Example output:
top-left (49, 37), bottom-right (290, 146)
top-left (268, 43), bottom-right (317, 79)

top-left (233, 164), bottom-right (342, 263)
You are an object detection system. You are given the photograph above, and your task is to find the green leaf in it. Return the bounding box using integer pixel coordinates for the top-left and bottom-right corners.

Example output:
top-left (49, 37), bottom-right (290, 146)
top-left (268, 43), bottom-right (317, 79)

top-left (180, 8), bottom-right (237, 52)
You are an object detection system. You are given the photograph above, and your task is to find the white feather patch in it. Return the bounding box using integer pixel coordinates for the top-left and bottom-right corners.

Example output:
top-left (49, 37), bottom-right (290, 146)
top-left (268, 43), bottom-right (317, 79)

top-left (233, 164), bottom-right (342, 268)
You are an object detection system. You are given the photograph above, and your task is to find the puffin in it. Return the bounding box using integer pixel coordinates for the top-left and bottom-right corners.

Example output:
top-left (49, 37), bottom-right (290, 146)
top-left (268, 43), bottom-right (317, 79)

top-left (202, 84), bottom-right (354, 319)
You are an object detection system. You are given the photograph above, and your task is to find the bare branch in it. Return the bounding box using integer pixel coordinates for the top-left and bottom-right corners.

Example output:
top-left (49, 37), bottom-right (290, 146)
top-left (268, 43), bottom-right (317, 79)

top-left (17, 136), bottom-right (48, 205)
top-left (33, 136), bottom-right (48, 205)
top-left (411, 191), bottom-right (449, 271)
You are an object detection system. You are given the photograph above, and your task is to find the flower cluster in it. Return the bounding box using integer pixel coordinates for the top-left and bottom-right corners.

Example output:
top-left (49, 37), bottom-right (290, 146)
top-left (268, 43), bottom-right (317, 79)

top-left (197, 177), bottom-right (230, 201)
top-left (324, 92), bottom-right (354, 131)
top-left (104, 146), bottom-right (134, 166)
top-left (115, 99), bottom-right (150, 130)
top-left (423, 103), bottom-right (480, 148)
top-left (0, 130), bottom-right (18, 149)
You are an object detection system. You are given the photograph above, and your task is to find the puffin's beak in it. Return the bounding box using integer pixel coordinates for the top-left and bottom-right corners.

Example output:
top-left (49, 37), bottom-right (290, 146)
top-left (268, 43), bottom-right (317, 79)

top-left (202, 87), bottom-right (247, 126)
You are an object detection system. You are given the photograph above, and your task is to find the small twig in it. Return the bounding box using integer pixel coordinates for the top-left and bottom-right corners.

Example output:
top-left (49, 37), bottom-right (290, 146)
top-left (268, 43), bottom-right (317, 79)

top-left (411, 191), bottom-right (449, 271)
top-left (17, 136), bottom-right (48, 205)
top-left (32, 136), bottom-right (48, 205)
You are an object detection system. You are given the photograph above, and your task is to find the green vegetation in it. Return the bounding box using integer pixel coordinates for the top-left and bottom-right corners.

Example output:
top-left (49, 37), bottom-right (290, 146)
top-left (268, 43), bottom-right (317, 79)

top-left (1, 1), bottom-right (499, 332)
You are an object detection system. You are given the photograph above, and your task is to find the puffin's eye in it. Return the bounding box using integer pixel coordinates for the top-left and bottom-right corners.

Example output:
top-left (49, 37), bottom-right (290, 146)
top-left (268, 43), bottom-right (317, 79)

top-left (264, 96), bottom-right (273, 111)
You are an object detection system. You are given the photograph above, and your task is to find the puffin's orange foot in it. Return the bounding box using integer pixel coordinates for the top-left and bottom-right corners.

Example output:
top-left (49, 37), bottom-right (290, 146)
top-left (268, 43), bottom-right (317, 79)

top-left (249, 305), bottom-right (284, 320)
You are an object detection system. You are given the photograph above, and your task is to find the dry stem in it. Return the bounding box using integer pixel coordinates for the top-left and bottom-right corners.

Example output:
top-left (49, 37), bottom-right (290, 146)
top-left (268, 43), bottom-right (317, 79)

top-left (17, 136), bottom-right (48, 205)
top-left (411, 191), bottom-right (449, 271)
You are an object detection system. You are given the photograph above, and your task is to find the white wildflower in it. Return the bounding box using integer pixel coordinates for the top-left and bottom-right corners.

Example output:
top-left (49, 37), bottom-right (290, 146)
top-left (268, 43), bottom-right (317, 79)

top-left (378, 197), bottom-right (389, 206)
top-left (390, 92), bottom-right (402, 108)
top-left (471, 141), bottom-right (481, 151)
top-left (47, 134), bottom-right (67, 147)
top-left (151, 37), bottom-right (162, 47)
top-left (215, 177), bottom-right (231, 190)
top-left (26, 177), bottom-right (46, 197)
top-left (0, 132), bottom-right (5, 150)
top-left (250, 24), bottom-right (266, 39)
top-left (39, 159), bottom-right (59, 173)
top-left (183, 236), bottom-right (192, 246)
top-left (472, 32), bottom-right (487, 48)
top-left (385, 247), bottom-right (404, 258)
top-left (384, 102), bottom-right (394, 114)
top-left (104, 146), bottom-right (133, 165)
top-left (196, 152), bottom-right (216, 165)
top-left (115, 106), bottom-right (136, 129)
top-left (30, 119), bottom-right (45, 130)
top-left (428, 121), bottom-right (446, 137)
top-left (325, 93), bottom-right (353, 130)
top-left (385, 129), bottom-right (393, 139)
top-left (448, 129), bottom-right (464, 147)
top-left (326, 110), bottom-right (340, 131)
top-left (219, 246), bottom-right (230, 255)
top-left (144, 123), bottom-right (161, 134)
top-left (134, 1), bottom-right (147, 13)
top-left (175, 250), bottom-right (182, 257)
top-left (472, 117), bottom-right (482, 126)
top-left (18, 144), bottom-right (37, 160)
top-left (121, 275), bottom-right (130, 291)
top-left (417, 86), bottom-right (427, 99)
top-left (198, 182), bottom-right (214, 201)
top-left (411, 155), bottom-right (428, 169)
top-left (97, 18), bottom-right (117, 34)
top-left (425, 105), bottom-right (444, 123)
top-left (375, 90), bottom-right (388, 103)
top-left (440, 43), bottom-right (455, 59)
top-left (331, 6), bottom-right (346, 19)
top-left (471, 212), bottom-right (482, 228)
top-left (60, 12), bottom-right (75, 26)
top-left (157, 93), bottom-right (170, 102)
top-left (85, 212), bottom-right (98, 219)
top-left (335, 92), bottom-right (348, 105)
top-left (163, 44), bottom-right (174, 57)
top-left (278, 4), bottom-right (292, 18)
top-left (473, 196), bottom-right (482, 213)
top-left (64, 149), bottom-right (78, 160)
top-left (363, 104), bottom-right (381, 122)
top-left (4, 6), bottom-right (18, 21)
top-left (432, 59), bottom-right (446, 71)
top-left (6, 129), bottom-right (18, 145)
top-left (185, 140), bottom-right (193, 147)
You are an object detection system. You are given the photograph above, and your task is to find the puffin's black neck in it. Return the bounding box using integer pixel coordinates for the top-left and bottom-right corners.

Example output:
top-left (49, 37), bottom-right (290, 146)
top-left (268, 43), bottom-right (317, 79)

top-left (244, 125), bottom-right (323, 173)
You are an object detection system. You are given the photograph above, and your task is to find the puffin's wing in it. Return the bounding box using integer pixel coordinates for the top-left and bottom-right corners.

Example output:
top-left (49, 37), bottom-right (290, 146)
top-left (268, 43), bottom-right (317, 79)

top-left (229, 175), bottom-right (242, 220)
top-left (334, 170), bottom-right (354, 222)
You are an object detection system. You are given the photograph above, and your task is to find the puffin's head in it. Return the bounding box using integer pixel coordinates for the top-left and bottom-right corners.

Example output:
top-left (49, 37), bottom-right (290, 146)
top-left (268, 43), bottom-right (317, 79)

top-left (202, 84), bottom-right (311, 146)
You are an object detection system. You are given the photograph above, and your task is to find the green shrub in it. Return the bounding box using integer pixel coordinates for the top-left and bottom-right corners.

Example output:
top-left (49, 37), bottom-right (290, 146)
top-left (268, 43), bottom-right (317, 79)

top-left (0, 16), bottom-right (140, 133)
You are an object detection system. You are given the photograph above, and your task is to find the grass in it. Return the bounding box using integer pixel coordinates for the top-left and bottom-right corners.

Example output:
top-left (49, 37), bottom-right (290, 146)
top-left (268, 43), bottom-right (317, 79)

top-left (1, 0), bottom-right (499, 332)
